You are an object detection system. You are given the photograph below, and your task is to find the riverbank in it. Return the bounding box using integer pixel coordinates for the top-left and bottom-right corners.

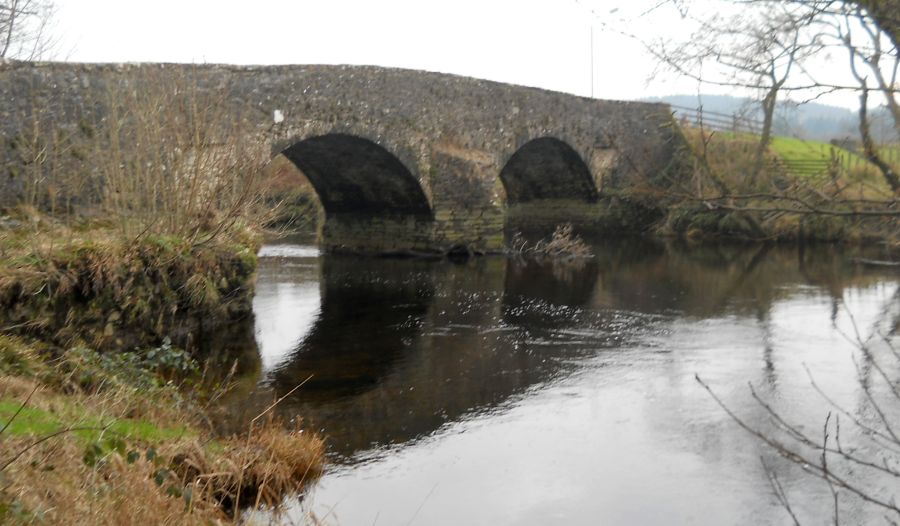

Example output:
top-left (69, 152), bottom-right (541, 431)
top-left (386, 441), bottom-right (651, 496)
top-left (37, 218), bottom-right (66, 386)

top-left (272, 191), bottom-right (900, 256)
top-left (0, 221), bottom-right (258, 351)
top-left (655, 203), bottom-right (900, 245)
top-left (523, 195), bottom-right (899, 246)
top-left (652, 126), bottom-right (900, 246)
top-left (0, 334), bottom-right (324, 524)
top-left (0, 214), bottom-right (325, 524)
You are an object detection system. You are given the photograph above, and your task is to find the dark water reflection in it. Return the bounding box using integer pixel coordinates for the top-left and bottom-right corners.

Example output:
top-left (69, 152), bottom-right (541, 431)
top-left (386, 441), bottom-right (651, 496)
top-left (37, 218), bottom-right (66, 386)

top-left (221, 239), bottom-right (900, 525)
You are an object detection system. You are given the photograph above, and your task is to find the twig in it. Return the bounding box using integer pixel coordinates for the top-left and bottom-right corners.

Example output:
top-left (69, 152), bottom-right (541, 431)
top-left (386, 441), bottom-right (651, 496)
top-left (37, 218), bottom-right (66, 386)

top-left (761, 457), bottom-right (802, 526)
top-left (249, 374), bottom-right (313, 428)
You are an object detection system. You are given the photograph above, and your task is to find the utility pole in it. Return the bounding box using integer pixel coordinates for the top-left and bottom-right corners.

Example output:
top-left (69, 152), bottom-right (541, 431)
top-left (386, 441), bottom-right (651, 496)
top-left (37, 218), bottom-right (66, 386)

top-left (590, 23), bottom-right (594, 98)
top-left (575, 0), bottom-right (601, 98)
top-left (574, 0), bottom-right (595, 98)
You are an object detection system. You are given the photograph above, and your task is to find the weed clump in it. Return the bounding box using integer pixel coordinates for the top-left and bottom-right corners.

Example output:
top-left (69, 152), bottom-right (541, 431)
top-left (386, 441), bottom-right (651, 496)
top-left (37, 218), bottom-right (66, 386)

top-left (170, 419), bottom-right (325, 512)
top-left (508, 224), bottom-right (592, 259)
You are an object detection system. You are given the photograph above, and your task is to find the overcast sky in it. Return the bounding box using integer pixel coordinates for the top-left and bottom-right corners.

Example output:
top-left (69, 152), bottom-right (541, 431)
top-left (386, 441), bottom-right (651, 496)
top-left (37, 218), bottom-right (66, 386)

top-left (49, 0), bottom-right (860, 109)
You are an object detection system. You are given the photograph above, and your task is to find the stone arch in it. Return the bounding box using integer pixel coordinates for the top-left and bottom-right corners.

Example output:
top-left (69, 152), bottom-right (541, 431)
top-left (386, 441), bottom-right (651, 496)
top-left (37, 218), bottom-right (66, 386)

top-left (279, 134), bottom-right (432, 218)
top-left (498, 137), bottom-right (598, 204)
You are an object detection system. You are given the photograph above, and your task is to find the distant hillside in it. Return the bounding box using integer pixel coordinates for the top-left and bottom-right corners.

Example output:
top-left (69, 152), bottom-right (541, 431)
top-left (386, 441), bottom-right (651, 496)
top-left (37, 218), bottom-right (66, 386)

top-left (645, 94), bottom-right (895, 143)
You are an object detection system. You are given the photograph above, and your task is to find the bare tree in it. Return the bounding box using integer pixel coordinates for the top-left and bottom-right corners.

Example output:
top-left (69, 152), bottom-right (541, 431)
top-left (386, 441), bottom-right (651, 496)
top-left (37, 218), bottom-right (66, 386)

top-left (647, 2), bottom-right (823, 186)
top-left (646, 0), bottom-right (900, 201)
top-left (673, 1), bottom-right (900, 48)
top-left (0, 0), bottom-right (55, 60)
top-left (752, 1), bottom-right (900, 136)
top-left (831, 4), bottom-right (900, 190)
top-left (846, 0), bottom-right (900, 46)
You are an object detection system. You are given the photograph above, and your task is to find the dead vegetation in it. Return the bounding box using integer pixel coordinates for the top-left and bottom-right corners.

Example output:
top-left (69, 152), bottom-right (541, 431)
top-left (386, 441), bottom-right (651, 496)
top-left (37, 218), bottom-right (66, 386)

top-left (8, 67), bottom-right (275, 245)
top-left (507, 224), bottom-right (593, 259)
top-left (0, 334), bottom-right (325, 525)
top-left (170, 419), bottom-right (325, 513)
top-left (662, 126), bottom-right (900, 243)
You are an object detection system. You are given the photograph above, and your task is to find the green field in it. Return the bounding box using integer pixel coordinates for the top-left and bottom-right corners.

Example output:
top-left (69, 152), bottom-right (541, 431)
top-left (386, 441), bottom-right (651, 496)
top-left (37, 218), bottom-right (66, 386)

top-left (712, 129), bottom-right (896, 175)
top-left (768, 136), bottom-right (870, 174)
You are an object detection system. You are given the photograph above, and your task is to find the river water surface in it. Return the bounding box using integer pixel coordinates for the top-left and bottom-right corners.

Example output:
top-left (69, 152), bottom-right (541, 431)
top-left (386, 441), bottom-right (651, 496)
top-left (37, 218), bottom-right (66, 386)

top-left (223, 239), bottom-right (900, 525)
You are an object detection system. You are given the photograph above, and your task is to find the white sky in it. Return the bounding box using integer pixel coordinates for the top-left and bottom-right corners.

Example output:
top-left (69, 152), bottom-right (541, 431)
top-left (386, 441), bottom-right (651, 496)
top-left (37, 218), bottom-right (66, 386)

top-left (49, 0), bottom-right (862, 108)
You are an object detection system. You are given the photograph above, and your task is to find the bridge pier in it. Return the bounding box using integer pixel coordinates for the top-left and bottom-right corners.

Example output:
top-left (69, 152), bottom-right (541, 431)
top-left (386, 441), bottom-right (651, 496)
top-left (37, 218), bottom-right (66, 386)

top-left (431, 207), bottom-right (505, 254)
top-left (427, 145), bottom-right (507, 254)
top-left (505, 200), bottom-right (611, 234)
top-left (320, 207), bottom-right (507, 256)
top-left (320, 215), bottom-right (438, 255)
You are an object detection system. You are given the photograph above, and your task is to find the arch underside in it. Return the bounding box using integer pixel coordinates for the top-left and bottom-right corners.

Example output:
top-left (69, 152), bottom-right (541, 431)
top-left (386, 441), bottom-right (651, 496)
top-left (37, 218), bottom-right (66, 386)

top-left (281, 134), bottom-right (431, 218)
top-left (499, 137), bottom-right (598, 204)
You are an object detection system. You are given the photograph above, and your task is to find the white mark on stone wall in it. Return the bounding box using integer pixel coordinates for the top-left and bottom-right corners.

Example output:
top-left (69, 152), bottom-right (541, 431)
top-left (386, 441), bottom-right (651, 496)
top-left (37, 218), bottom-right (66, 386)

top-left (273, 109), bottom-right (284, 124)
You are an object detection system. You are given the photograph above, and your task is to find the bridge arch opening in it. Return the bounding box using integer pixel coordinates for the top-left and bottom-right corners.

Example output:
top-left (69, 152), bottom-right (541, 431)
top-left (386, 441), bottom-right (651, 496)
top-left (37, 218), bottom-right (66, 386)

top-left (276, 134), bottom-right (433, 253)
top-left (499, 137), bottom-right (598, 205)
top-left (279, 134), bottom-right (432, 218)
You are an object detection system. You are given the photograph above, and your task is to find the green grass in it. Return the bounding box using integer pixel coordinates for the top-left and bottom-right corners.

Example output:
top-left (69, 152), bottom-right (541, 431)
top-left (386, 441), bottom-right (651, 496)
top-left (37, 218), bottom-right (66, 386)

top-left (709, 130), bottom-right (889, 173)
top-left (0, 401), bottom-right (60, 436)
top-left (0, 398), bottom-right (192, 443)
top-left (768, 136), bottom-right (869, 171)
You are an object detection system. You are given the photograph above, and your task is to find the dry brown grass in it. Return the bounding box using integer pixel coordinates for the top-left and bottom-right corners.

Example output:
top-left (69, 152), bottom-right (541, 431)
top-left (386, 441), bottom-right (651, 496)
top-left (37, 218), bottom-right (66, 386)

top-left (684, 129), bottom-right (783, 194)
top-left (0, 336), bottom-right (325, 525)
top-left (3, 435), bottom-right (223, 525)
top-left (170, 419), bottom-right (325, 515)
top-left (681, 127), bottom-right (896, 200)
top-left (668, 127), bottom-right (900, 243)
top-left (0, 370), bottom-right (212, 525)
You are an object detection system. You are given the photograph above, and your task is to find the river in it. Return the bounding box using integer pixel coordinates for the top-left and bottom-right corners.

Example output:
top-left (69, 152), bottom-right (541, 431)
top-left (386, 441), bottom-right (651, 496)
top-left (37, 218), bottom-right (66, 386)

top-left (221, 238), bottom-right (900, 525)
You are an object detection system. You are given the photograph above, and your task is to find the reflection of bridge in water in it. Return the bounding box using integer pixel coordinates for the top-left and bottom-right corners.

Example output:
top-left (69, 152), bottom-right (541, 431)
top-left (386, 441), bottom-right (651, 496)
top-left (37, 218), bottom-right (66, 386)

top-left (215, 241), bottom-right (897, 460)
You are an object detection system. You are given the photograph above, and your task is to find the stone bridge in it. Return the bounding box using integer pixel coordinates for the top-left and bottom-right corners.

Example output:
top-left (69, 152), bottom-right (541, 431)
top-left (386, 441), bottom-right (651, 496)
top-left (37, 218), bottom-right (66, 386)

top-left (0, 62), bottom-right (689, 253)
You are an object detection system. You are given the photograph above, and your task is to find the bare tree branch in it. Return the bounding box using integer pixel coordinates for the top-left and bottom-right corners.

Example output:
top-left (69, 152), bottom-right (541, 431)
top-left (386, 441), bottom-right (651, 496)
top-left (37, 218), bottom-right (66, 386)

top-left (0, 0), bottom-right (55, 60)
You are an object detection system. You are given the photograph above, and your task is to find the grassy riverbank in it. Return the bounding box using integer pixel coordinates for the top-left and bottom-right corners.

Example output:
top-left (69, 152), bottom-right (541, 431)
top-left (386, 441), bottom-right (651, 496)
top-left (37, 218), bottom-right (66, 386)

top-left (0, 334), bottom-right (324, 525)
top-left (0, 219), bottom-right (259, 351)
top-left (0, 213), bottom-right (325, 524)
top-left (658, 128), bottom-right (900, 245)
